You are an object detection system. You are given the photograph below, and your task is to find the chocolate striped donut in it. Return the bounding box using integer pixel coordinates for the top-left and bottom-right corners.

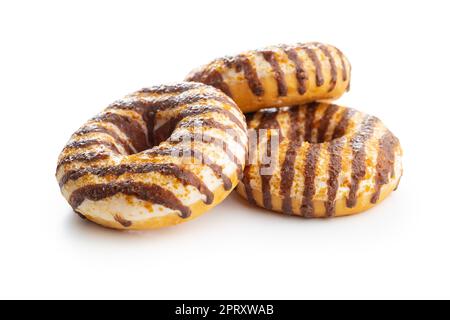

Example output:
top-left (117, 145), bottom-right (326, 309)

top-left (236, 103), bottom-right (402, 217)
top-left (56, 82), bottom-right (248, 229)
top-left (186, 42), bottom-right (351, 113)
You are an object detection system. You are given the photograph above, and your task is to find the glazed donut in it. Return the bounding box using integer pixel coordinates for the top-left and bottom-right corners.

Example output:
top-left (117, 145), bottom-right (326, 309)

top-left (186, 42), bottom-right (351, 113)
top-left (56, 82), bottom-right (248, 230)
top-left (236, 103), bottom-right (402, 217)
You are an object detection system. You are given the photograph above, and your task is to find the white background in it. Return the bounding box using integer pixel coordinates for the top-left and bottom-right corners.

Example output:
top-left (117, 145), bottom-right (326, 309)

top-left (0, 0), bottom-right (449, 299)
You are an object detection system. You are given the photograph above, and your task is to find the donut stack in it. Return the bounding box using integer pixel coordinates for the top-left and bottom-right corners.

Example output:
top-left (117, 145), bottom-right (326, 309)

top-left (186, 42), bottom-right (402, 218)
top-left (56, 42), bottom-right (402, 230)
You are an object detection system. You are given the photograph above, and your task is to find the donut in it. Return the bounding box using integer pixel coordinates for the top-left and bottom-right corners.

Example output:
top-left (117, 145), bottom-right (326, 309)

top-left (186, 42), bottom-right (351, 113)
top-left (56, 82), bottom-right (248, 230)
top-left (236, 103), bottom-right (402, 217)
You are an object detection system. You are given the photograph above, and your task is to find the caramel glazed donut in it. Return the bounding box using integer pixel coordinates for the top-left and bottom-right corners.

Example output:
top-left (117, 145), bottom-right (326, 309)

top-left (186, 42), bottom-right (351, 113)
top-left (56, 83), bottom-right (248, 230)
top-left (236, 103), bottom-right (403, 217)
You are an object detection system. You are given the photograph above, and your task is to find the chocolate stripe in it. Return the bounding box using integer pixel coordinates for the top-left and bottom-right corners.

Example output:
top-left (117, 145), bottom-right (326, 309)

top-left (242, 166), bottom-right (257, 206)
top-left (70, 181), bottom-right (191, 218)
top-left (146, 147), bottom-right (232, 191)
top-left (325, 139), bottom-right (345, 217)
top-left (91, 113), bottom-right (148, 152)
top-left (260, 160), bottom-right (274, 209)
top-left (304, 102), bottom-right (318, 142)
top-left (74, 124), bottom-right (134, 154)
top-left (257, 108), bottom-right (283, 138)
top-left (371, 131), bottom-right (399, 203)
top-left (280, 106), bottom-right (301, 214)
top-left (301, 143), bottom-right (321, 217)
top-left (284, 47), bottom-right (308, 95)
top-left (317, 104), bottom-right (339, 143)
top-left (114, 215), bottom-right (132, 228)
top-left (62, 139), bottom-right (121, 155)
top-left (261, 50), bottom-right (288, 96)
top-left (335, 48), bottom-right (348, 82)
top-left (57, 151), bottom-right (110, 172)
top-left (233, 55), bottom-right (264, 96)
top-left (302, 45), bottom-right (324, 87)
top-left (346, 116), bottom-right (378, 208)
top-left (59, 163), bottom-right (214, 205)
top-left (314, 43), bottom-right (338, 92)
top-left (332, 108), bottom-right (356, 139)
top-left (144, 110), bottom-right (157, 148)
top-left (257, 109), bottom-right (282, 210)
top-left (241, 125), bottom-right (259, 206)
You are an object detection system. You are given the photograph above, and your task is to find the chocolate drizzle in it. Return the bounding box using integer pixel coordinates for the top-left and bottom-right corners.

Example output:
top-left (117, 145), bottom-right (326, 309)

top-left (304, 102), bottom-right (318, 142)
top-left (301, 143), bottom-right (321, 217)
top-left (314, 43), bottom-right (338, 92)
top-left (114, 215), bottom-right (132, 228)
top-left (69, 181), bottom-right (191, 218)
top-left (371, 131), bottom-right (398, 203)
top-left (242, 108), bottom-right (282, 209)
top-left (228, 55), bottom-right (264, 96)
top-left (332, 108), bottom-right (356, 139)
top-left (284, 47), bottom-right (308, 95)
top-left (260, 152), bottom-right (275, 210)
top-left (57, 151), bottom-right (110, 172)
top-left (325, 139), bottom-right (345, 216)
top-left (346, 116), bottom-right (378, 208)
top-left (279, 106), bottom-right (302, 214)
top-left (261, 50), bottom-right (288, 96)
top-left (301, 45), bottom-right (324, 87)
top-left (74, 124), bottom-right (134, 154)
top-left (242, 117), bottom-right (259, 205)
top-left (317, 104), bottom-right (339, 143)
top-left (143, 110), bottom-right (157, 147)
top-left (92, 112), bottom-right (148, 152)
top-left (335, 48), bottom-right (348, 82)
top-left (242, 166), bottom-right (256, 205)
top-left (59, 163), bottom-right (214, 205)
top-left (63, 139), bottom-right (121, 155)
top-left (257, 109), bottom-right (282, 210)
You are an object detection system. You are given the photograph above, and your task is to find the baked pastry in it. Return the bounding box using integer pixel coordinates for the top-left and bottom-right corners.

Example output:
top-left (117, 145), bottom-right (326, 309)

top-left (236, 103), bottom-right (402, 217)
top-left (56, 82), bottom-right (247, 229)
top-left (186, 42), bottom-right (351, 113)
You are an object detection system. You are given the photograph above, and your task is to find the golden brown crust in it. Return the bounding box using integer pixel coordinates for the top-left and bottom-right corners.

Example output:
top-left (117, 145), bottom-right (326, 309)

top-left (186, 42), bottom-right (351, 113)
top-left (236, 103), bottom-right (403, 218)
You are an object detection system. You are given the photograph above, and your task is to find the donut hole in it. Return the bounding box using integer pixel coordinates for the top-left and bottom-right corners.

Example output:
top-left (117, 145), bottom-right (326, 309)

top-left (151, 114), bottom-right (180, 147)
